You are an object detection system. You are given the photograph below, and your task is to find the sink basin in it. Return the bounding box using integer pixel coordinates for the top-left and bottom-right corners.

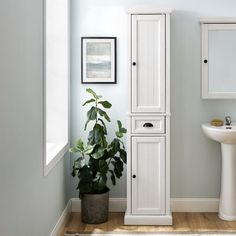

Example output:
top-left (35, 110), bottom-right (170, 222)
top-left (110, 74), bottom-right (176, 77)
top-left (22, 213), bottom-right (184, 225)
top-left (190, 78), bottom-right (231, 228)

top-left (202, 122), bottom-right (236, 221)
top-left (202, 123), bottom-right (236, 144)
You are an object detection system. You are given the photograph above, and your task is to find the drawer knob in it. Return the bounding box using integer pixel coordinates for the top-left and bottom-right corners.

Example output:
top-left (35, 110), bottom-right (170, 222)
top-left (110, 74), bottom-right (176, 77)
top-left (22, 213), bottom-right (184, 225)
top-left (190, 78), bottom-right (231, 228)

top-left (132, 174), bottom-right (136, 178)
top-left (143, 122), bottom-right (154, 128)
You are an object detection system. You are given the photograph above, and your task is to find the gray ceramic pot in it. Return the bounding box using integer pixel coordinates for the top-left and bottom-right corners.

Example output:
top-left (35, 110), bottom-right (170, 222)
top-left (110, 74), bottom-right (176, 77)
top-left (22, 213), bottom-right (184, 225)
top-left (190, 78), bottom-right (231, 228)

top-left (81, 190), bottom-right (109, 224)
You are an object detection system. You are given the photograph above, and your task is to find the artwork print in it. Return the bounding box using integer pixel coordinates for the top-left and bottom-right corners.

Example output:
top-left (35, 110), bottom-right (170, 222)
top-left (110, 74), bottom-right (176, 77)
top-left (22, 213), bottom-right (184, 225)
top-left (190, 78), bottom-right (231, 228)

top-left (81, 37), bottom-right (116, 84)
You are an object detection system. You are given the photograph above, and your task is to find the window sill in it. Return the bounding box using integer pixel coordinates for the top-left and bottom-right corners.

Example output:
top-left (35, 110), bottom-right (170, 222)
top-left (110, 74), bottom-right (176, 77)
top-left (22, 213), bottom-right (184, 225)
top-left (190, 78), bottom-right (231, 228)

top-left (44, 142), bottom-right (69, 176)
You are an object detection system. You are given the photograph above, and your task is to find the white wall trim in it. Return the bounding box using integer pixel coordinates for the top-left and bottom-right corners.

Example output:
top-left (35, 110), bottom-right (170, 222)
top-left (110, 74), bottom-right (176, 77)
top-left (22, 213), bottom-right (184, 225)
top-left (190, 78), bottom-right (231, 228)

top-left (71, 197), bottom-right (219, 213)
top-left (126, 5), bottom-right (173, 14)
top-left (171, 198), bottom-right (219, 212)
top-left (199, 17), bottom-right (236, 24)
top-left (50, 200), bottom-right (71, 236)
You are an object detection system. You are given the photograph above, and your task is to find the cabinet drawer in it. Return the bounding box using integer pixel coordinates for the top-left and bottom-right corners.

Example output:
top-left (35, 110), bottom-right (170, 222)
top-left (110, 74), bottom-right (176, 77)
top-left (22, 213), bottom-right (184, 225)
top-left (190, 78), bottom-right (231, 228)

top-left (131, 116), bottom-right (165, 134)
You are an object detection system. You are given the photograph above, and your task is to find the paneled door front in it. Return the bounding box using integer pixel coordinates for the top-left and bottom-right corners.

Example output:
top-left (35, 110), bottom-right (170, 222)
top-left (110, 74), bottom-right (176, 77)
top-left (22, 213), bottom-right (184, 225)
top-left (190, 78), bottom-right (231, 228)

top-left (131, 14), bottom-right (166, 113)
top-left (131, 137), bottom-right (166, 215)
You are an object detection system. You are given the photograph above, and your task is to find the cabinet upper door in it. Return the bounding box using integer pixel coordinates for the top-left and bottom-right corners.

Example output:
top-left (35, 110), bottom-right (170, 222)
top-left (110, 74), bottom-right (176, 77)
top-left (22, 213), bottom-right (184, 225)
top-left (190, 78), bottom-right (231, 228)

top-left (132, 137), bottom-right (166, 215)
top-left (131, 14), bottom-right (166, 113)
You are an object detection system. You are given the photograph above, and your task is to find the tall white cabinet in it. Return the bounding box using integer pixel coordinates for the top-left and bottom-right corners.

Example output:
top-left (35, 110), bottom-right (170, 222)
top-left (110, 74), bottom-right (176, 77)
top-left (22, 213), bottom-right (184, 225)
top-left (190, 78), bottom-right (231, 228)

top-left (125, 8), bottom-right (172, 225)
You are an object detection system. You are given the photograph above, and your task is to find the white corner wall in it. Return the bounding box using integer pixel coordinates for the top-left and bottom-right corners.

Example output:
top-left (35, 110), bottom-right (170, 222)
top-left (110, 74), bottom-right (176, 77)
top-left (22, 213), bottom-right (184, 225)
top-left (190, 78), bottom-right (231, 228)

top-left (70, 0), bottom-right (236, 199)
top-left (0, 0), bottom-right (70, 235)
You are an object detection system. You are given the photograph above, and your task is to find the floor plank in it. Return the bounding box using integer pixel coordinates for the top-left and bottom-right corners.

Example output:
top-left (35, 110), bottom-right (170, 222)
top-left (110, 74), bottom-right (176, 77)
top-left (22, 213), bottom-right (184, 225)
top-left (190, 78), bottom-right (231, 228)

top-left (60, 212), bottom-right (236, 235)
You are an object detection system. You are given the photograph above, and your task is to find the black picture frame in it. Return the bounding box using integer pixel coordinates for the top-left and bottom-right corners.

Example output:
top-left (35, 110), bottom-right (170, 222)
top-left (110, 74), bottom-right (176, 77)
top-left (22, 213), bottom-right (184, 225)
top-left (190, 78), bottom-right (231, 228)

top-left (81, 37), bottom-right (117, 84)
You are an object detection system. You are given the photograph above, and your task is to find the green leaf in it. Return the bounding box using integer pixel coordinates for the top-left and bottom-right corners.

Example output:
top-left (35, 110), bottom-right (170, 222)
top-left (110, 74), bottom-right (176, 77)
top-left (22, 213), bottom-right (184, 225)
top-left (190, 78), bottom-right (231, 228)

top-left (117, 120), bottom-right (127, 133)
top-left (98, 100), bottom-right (112, 109)
top-left (98, 118), bottom-right (107, 135)
top-left (97, 108), bottom-right (110, 122)
top-left (87, 124), bottom-right (107, 147)
top-left (115, 131), bottom-right (123, 138)
top-left (112, 157), bottom-right (124, 179)
top-left (114, 167), bottom-right (122, 178)
top-left (86, 88), bottom-right (102, 100)
top-left (91, 145), bottom-right (105, 159)
top-left (107, 139), bottom-right (120, 156)
top-left (88, 123), bottom-right (107, 147)
top-left (69, 147), bottom-right (79, 153)
top-left (76, 139), bottom-right (84, 151)
top-left (77, 181), bottom-right (92, 193)
top-left (88, 129), bottom-right (95, 145)
top-left (113, 157), bottom-right (124, 172)
top-left (89, 124), bottom-right (106, 145)
top-left (119, 139), bottom-right (125, 150)
top-left (73, 156), bottom-right (86, 168)
top-left (112, 139), bottom-right (120, 152)
top-left (84, 106), bottom-right (97, 130)
top-left (69, 139), bottom-right (84, 153)
top-left (83, 98), bottom-right (95, 106)
top-left (98, 174), bottom-right (107, 191)
top-left (115, 121), bottom-right (127, 138)
top-left (79, 165), bottom-right (93, 182)
top-left (94, 125), bottom-right (104, 143)
top-left (84, 120), bottom-right (89, 131)
top-left (109, 170), bottom-right (116, 185)
top-left (121, 128), bottom-right (127, 133)
top-left (87, 106), bottom-right (97, 120)
top-left (117, 120), bottom-right (122, 130)
top-left (119, 149), bottom-right (127, 164)
top-left (99, 159), bottom-right (108, 174)
top-left (84, 145), bottom-right (95, 155)
top-left (71, 165), bottom-right (77, 177)
top-left (71, 157), bottom-right (85, 177)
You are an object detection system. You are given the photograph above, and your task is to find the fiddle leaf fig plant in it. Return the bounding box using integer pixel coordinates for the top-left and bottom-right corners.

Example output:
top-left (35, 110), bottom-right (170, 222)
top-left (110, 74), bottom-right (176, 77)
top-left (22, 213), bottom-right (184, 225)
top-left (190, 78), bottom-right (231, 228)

top-left (70, 88), bottom-right (127, 196)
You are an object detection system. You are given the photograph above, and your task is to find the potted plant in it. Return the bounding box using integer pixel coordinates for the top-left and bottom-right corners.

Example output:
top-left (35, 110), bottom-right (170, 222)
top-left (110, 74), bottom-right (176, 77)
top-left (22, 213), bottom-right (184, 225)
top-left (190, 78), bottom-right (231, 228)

top-left (70, 88), bottom-right (127, 224)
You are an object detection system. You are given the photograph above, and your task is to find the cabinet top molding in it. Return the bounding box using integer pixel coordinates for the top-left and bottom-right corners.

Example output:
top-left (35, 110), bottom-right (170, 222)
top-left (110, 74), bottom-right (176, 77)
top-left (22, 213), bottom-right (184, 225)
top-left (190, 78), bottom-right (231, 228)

top-left (126, 5), bottom-right (173, 14)
top-left (200, 18), bottom-right (236, 24)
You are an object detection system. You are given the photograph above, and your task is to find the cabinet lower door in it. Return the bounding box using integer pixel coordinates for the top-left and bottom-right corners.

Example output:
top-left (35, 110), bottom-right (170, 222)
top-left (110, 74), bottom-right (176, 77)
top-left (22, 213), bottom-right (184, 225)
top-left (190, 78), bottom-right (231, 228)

top-left (131, 137), bottom-right (165, 215)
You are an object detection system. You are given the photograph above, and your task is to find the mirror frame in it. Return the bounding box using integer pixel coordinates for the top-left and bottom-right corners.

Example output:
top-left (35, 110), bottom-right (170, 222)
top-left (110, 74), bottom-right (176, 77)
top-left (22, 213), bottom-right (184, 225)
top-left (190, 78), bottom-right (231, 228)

top-left (201, 18), bottom-right (236, 99)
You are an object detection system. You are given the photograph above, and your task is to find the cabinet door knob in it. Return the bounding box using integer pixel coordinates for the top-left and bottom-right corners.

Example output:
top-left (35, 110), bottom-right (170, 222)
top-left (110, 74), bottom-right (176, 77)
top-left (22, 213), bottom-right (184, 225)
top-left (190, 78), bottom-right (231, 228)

top-left (204, 59), bottom-right (208, 63)
top-left (132, 62), bottom-right (136, 66)
top-left (132, 174), bottom-right (136, 178)
top-left (143, 122), bottom-right (154, 128)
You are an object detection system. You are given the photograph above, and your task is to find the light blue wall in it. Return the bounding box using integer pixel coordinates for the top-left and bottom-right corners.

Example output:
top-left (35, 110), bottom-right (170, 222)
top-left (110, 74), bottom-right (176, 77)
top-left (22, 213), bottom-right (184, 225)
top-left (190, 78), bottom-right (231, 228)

top-left (0, 0), bottom-right (70, 235)
top-left (71, 0), bottom-right (236, 198)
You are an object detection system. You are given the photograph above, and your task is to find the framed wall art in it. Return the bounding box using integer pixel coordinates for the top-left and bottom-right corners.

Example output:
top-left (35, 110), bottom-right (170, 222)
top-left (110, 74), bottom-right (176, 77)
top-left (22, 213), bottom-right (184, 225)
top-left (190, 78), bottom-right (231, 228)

top-left (81, 37), bottom-right (117, 84)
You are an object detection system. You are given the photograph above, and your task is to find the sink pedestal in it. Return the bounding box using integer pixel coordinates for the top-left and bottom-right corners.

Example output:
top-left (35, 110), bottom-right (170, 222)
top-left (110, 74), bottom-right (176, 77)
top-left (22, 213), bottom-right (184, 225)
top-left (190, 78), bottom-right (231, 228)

top-left (219, 144), bottom-right (236, 221)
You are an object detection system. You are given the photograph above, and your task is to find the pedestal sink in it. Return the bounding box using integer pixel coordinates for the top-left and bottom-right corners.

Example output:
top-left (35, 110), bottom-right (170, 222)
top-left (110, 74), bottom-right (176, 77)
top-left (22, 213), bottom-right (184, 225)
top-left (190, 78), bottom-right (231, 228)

top-left (202, 123), bottom-right (236, 221)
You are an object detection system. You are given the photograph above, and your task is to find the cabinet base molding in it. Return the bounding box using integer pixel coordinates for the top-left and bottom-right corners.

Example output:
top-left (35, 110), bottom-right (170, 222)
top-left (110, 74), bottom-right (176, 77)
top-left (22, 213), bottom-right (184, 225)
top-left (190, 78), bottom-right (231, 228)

top-left (124, 212), bottom-right (173, 225)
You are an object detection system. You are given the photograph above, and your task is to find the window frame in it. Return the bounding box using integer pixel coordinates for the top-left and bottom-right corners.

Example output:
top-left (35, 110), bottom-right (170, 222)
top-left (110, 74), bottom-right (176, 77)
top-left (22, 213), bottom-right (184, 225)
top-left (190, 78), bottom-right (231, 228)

top-left (43, 0), bottom-right (70, 176)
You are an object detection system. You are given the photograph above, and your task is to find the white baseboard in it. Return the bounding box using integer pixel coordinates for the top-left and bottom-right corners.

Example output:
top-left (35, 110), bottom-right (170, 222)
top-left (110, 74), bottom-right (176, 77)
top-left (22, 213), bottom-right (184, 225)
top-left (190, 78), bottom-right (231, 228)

top-left (171, 198), bottom-right (219, 212)
top-left (71, 197), bottom-right (219, 213)
top-left (50, 200), bottom-right (71, 236)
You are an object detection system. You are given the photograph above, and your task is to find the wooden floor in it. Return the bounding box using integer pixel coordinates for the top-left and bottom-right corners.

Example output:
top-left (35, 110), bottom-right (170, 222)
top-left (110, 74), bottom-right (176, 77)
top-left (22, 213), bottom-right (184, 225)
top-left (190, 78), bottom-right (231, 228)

top-left (60, 212), bottom-right (236, 235)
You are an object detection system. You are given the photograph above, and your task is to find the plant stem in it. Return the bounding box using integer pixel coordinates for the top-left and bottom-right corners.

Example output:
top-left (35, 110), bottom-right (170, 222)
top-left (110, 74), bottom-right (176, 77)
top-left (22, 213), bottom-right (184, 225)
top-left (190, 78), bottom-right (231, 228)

top-left (95, 99), bottom-right (98, 124)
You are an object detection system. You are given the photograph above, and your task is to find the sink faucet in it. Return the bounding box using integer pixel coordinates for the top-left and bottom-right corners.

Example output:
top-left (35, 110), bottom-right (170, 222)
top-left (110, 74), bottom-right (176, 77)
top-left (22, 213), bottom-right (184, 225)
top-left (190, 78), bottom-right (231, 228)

top-left (225, 116), bottom-right (232, 126)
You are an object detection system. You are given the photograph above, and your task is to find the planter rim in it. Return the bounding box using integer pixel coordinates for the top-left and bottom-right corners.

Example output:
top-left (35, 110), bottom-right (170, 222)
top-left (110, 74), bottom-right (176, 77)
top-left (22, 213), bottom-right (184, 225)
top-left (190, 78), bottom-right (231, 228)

top-left (81, 189), bottom-right (110, 197)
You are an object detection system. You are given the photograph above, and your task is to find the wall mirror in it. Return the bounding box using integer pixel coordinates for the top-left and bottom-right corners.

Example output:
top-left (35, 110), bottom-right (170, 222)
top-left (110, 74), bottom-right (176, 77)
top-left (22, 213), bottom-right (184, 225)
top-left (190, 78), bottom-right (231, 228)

top-left (201, 19), bottom-right (236, 99)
